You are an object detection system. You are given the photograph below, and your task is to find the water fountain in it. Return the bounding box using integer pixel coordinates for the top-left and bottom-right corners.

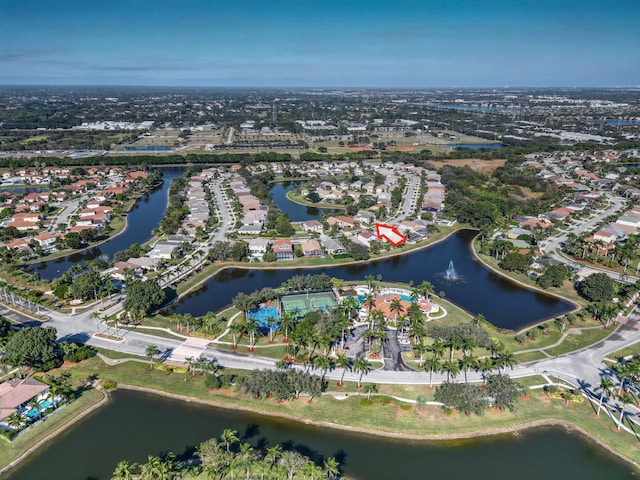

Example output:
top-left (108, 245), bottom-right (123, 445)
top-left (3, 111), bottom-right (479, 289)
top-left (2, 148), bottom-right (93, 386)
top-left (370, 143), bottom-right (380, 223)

top-left (444, 260), bottom-right (459, 281)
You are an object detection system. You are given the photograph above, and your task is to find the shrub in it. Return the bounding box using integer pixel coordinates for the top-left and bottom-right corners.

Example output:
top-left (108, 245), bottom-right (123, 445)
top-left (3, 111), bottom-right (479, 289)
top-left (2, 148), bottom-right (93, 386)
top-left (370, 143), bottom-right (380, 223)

top-left (205, 374), bottom-right (222, 390)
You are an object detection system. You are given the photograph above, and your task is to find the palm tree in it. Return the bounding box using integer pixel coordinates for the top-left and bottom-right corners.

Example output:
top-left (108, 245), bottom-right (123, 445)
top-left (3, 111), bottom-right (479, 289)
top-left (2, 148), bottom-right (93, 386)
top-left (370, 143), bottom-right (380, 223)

top-left (353, 357), bottom-right (372, 388)
top-left (27, 397), bottom-right (42, 420)
top-left (111, 460), bottom-right (137, 480)
top-left (616, 393), bottom-right (634, 432)
top-left (219, 428), bottom-right (239, 452)
top-left (424, 356), bottom-right (440, 389)
top-left (417, 280), bottom-right (434, 300)
top-left (323, 456), bottom-right (340, 480)
top-left (448, 333), bottom-right (463, 361)
top-left (245, 316), bottom-right (260, 350)
top-left (595, 375), bottom-right (615, 417)
top-left (413, 342), bottom-right (427, 368)
top-left (5, 412), bottom-right (23, 431)
top-left (335, 354), bottom-right (352, 386)
top-left (441, 360), bottom-right (460, 382)
top-left (145, 344), bottom-right (159, 370)
top-left (462, 336), bottom-right (476, 357)
top-left (364, 383), bottom-right (378, 401)
top-left (314, 355), bottom-right (333, 381)
top-left (265, 444), bottom-right (283, 466)
top-left (428, 339), bottom-right (446, 360)
top-left (229, 322), bottom-right (243, 349)
top-left (389, 297), bottom-right (404, 322)
top-left (139, 455), bottom-right (162, 480)
top-left (266, 316), bottom-right (278, 343)
top-left (496, 351), bottom-right (516, 373)
top-left (279, 311), bottom-right (295, 343)
top-left (459, 355), bottom-right (477, 383)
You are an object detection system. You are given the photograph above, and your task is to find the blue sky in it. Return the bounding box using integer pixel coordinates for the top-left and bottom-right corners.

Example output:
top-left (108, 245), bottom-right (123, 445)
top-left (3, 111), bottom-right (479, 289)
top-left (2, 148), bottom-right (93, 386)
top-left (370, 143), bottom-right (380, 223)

top-left (1, 0), bottom-right (638, 87)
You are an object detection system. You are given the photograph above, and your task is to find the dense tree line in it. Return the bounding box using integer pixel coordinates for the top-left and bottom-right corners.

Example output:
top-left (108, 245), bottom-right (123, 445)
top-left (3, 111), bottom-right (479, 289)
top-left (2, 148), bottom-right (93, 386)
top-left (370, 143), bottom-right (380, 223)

top-left (434, 373), bottom-right (524, 415)
top-left (111, 429), bottom-right (342, 479)
top-left (159, 176), bottom-right (188, 235)
top-left (241, 369), bottom-right (325, 401)
top-left (426, 323), bottom-right (492, 350)
top-left (280, 274), bottom-right (333, 293)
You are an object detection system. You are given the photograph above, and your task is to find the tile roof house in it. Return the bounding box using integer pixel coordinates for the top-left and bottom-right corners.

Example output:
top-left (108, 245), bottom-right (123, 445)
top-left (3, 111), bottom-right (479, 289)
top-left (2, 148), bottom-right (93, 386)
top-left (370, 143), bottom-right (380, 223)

top-left (0, 377), bottom-right (50, 425)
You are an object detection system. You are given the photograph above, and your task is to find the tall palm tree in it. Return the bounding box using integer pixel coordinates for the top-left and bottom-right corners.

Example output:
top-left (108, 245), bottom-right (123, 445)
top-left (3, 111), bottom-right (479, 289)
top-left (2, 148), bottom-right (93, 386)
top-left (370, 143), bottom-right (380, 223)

top-left (448, 333), bottom-right (463, 361)
top-left (424, 356), bottom-right (441, 389)
top-left (459, 355), bottom-right (477, 383)
top-left (441, 360), bottom-right (460, 382)
top-left (389, 297), bottom-right (404, 322)
top-left (5, 412), bottom-right (23, 431)
top-left (245, 316), bottom-right (260, 350)
top-left (353, 357), bottom-right (372, 388)
top-left (314, 355), bottom-right (333, 381)
top-left (496, 351), bottom-right (516, 373)
top-left (595, 375), bottom-right (615, 417)
top-left (616, 393), bottom-right (634, 432)
top-left (229, 322), bottom-right (243, 349)
top-left (335, 354), bottom-right (352, 386)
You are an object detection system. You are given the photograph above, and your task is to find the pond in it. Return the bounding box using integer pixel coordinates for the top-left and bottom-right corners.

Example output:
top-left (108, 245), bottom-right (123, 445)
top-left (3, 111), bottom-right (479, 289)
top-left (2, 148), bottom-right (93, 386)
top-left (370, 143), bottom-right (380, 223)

top-left (3, 390), bottom-right (634, 480)
top-left (269, 181), bottom-right (340, 221)
top-left (168, 230), bottom-right (573, 330)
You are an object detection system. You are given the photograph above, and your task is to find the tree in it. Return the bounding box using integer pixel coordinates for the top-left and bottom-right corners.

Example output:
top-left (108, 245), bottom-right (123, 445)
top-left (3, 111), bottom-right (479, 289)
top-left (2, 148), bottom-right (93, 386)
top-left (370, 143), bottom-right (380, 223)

top-left (323, 456), bottom-right (340, 480)
top-left (577, 272), bottom-right (616, 303)
top-left (280, 451), bottom-right (308, 480)
top-left (123, 280), bottom-right (166, 321)
top-left (111, 460), bottom-right (137, 480)
top-left (424, 356), bottom-right (441, 389)
top-left (145, 344), bottom-right (159, 369)
top-left (335, 354), bottom-right (352, 386)
top-left (3, 326), bottom-right (60, 369)
top-left (364, 383), bottom-right (378, 401)
top-left (595, 375), bottom-right (615, 417)
top-left (353, 357), bottom-right (372, 388)
top-left (485, 373), bottom-right (523, 411)
top-left (616, 392), bottom-right (634, 431)
top-left (219, 428), bottom-right (239, 452)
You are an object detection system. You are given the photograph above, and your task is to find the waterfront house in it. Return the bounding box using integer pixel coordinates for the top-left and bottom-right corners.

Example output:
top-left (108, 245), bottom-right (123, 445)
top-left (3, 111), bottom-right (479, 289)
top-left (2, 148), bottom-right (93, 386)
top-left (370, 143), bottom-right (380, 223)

top-left (0, 377), bottom-right (50, 430)
top-left (272, 239), bottom-right (294, 260)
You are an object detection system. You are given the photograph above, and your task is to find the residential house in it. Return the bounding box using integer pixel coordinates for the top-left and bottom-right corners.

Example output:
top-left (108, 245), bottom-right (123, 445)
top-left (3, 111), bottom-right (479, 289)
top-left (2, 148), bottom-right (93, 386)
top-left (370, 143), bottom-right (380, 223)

top-left (0, 377), bottom-right (50, 429)
top-left (301, 220), bottom-right (323, 234)
top-left (272, 239), bottom-right (293, 260)
top-left (301, 240), bottom-right (323, 258)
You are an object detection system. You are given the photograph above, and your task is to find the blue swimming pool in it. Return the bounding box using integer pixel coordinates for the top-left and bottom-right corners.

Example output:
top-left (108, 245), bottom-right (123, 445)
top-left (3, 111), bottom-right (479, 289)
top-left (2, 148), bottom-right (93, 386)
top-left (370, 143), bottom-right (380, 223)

top-left (39, 400), bottom-right (53, 409)
top-left (247, 306), bottom-right (280, 330)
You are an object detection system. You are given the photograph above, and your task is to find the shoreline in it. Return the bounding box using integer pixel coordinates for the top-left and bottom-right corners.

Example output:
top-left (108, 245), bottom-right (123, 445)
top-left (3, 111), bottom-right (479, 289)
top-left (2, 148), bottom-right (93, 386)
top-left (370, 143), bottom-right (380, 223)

top-left (118, 383), bottom-right (640, 471)
top-left (467, 236), bottom-right (582, 332)
top-left (174, 227), bottom-right (465, 303)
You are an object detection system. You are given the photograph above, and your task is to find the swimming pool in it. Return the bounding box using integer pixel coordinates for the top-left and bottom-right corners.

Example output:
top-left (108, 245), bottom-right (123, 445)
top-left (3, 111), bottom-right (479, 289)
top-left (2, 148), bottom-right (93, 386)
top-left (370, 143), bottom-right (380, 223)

top-left (247, 306), bottom-right (280, 330)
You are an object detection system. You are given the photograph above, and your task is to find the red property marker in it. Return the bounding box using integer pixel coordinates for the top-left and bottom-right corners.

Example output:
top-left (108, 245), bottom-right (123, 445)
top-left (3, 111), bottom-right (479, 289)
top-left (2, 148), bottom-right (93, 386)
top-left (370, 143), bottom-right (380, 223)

top-left (375, 223), bottom-right (407, 247)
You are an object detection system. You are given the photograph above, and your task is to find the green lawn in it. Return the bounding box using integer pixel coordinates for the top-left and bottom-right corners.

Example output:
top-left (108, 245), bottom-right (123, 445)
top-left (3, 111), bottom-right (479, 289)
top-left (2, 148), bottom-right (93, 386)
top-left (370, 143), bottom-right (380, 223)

top-left (58, 357), bottom-right (640, 464)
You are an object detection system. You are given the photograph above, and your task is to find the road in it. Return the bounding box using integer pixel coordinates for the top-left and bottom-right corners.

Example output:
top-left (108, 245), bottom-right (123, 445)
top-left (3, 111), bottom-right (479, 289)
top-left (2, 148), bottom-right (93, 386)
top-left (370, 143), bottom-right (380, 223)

top-left (389, 175), bottom-right (421, 226)
top-left (542, 193), bottom-right (632, 281)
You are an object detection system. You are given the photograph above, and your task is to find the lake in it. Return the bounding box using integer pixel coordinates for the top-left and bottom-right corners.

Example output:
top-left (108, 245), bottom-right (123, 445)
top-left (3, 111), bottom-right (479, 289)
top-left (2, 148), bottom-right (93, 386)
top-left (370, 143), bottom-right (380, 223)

top-left (167, 230), bottom-right (573, 330)
top-left (2, 389), bottom-right (634, 480)
top-left (269, 181), bottom-right (340, 221)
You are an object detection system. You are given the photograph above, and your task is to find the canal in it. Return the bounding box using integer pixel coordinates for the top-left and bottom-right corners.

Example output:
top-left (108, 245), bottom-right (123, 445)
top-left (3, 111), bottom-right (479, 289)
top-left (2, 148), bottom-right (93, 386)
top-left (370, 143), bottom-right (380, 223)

top-left (26, 167), bottom-right (186, 280)
top-left (3, 390), bottom-right (635, 480)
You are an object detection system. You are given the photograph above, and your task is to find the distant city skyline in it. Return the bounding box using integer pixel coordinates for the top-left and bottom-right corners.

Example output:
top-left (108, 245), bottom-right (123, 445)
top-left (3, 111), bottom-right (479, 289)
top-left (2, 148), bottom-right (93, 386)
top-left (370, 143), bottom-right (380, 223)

top-left (1, 0), bottom-right (639, 88)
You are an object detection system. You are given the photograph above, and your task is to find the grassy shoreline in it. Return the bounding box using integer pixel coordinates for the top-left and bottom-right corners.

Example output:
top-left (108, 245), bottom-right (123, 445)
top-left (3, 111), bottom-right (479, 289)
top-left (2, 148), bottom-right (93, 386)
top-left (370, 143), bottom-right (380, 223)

top-left (3, 355), bottom-right (638, 473)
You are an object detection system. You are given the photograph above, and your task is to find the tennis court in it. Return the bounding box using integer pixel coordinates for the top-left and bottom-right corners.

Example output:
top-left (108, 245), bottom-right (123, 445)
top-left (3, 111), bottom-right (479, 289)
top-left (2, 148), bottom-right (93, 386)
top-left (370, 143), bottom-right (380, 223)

top-left (279, 291), bottom-right (338, 318)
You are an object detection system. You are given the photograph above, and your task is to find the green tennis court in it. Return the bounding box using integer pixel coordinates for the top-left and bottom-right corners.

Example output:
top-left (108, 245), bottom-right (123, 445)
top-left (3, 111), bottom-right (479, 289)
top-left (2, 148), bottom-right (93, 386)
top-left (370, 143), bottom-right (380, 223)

top-left (279, 291), bottom-right (338, 318)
